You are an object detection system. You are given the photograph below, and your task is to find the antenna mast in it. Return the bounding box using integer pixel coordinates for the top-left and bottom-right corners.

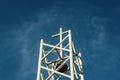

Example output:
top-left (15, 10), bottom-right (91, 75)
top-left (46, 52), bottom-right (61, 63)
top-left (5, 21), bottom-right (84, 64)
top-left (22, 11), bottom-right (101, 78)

top-left (36, 28), bottom-right (84, 80)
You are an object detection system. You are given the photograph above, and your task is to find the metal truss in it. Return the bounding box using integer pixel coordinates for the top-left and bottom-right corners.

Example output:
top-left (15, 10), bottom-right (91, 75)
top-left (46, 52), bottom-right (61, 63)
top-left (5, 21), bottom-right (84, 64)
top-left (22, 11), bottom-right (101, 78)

top-left (36, 28), bottom-right (84, 80)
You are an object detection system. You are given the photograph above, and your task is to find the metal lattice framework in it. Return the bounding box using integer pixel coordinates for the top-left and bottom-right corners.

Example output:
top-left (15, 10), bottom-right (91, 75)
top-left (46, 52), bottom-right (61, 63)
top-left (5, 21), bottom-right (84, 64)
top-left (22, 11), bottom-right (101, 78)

top-left (36, 28), bottom-right (84, 80)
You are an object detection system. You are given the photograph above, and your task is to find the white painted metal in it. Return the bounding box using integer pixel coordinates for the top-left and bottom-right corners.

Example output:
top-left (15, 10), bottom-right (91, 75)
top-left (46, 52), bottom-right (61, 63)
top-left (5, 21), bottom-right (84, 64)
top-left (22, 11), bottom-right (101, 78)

top-left (36, 28), bottom-right (84, 80)
top-left (60, 28), bottom-right (63, 58)
top-left (37, 39), bottom-right (43, 80)
top-left (68, 30), bottom-right (74, 80)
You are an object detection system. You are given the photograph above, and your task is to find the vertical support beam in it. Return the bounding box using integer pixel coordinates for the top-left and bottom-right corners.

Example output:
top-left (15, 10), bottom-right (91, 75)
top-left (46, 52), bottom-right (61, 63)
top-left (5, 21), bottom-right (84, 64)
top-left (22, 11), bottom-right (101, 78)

top-left (68, 30), bottom-right (74, 80)
top-left (73, 64), bottom-right (79, 79)
top-left (37, 39), bottom-right (43, 80)
top-left (51, 63), bottom-right (54, 80)
top-left (78, 53), bottom-right (84, 80)
top-left (60, 27), bottom-right (62, 57)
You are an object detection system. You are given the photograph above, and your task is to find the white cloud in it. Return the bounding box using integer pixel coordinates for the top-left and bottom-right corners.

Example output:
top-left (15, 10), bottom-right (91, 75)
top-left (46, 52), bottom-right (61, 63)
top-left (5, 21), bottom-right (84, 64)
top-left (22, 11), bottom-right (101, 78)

top-left (13, 10), bottom-right (59, 79)
top-left (90, 16), bottom-right (106, 48)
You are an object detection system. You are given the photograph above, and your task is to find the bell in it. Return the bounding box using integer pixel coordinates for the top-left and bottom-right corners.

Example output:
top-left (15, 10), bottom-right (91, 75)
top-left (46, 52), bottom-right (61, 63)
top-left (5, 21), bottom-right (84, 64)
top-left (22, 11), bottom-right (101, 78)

top-left (56, 62), bottom-right (68, 73)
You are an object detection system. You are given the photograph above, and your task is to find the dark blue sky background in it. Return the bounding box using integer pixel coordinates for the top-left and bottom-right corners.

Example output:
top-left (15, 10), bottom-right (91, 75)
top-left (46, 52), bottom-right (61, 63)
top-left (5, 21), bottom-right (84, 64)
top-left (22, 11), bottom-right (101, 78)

top-left (0, 0), bottom-right (120, 80)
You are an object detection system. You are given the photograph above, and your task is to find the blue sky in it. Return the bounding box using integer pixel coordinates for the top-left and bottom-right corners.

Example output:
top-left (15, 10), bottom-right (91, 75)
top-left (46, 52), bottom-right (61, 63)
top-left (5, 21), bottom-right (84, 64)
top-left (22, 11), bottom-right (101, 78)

top-left (0, 0), bottom-right (120, 80)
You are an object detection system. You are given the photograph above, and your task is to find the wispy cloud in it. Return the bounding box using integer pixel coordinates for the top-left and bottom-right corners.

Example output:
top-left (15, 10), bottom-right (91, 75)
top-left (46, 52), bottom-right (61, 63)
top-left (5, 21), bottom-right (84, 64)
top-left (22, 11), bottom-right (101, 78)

top-left (13, 10), bottom-right (60, 80)
top-left (90, 17), bottom-right (106, 48)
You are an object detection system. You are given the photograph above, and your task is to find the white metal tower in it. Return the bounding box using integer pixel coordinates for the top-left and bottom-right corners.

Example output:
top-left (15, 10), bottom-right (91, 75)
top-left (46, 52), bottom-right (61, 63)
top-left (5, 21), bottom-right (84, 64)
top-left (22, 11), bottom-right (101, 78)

top-left (36, 28), bottom-right (84, 80)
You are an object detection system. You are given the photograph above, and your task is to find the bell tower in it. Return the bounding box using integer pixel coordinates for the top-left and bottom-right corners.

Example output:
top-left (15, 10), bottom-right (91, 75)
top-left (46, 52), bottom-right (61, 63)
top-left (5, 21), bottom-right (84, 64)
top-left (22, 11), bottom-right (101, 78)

top-left (36, 28), bottom-right (84, 80)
